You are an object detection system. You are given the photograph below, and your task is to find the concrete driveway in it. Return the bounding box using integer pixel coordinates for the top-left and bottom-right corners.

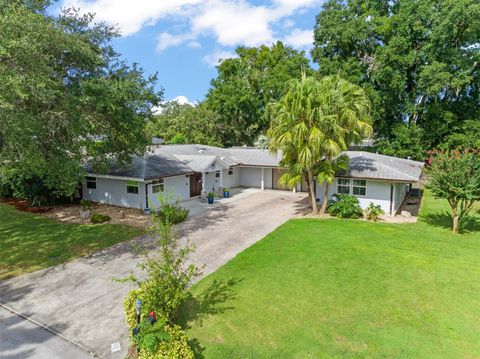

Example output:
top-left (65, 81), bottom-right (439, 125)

top-left (0, 190), bottom-right (308, 358)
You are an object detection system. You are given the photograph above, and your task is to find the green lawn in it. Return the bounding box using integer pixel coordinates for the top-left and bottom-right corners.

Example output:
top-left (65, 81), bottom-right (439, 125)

top-left (178, 192), bottom-right (480, 358)
top-left (0, 204), bottom-right (144, 280)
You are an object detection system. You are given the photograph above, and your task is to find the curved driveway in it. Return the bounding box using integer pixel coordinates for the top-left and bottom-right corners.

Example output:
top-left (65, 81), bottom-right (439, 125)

top-left (0, 190), bottom-right (308, 358)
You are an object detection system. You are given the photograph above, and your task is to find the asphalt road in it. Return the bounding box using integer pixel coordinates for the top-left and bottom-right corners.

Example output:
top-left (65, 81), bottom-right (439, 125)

top-left (0, 306), bottom-right (92, 359)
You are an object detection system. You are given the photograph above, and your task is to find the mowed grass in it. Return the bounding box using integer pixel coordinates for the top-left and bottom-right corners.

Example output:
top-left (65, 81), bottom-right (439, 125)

top-left (178, 192), bottom-right (480, 358)
top-left (0, 204), bottom-right (144, 280)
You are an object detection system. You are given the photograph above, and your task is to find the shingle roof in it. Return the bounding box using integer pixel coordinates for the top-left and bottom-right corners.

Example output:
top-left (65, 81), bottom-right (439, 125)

top-left (87, 145), bottom-right (423, 183)
top-left (85, 149), bottom-right (193, 179)
top-left (173, 155), bottom-right (218, 173)
top-left (338, 151), bottom-right (424, 182)
top-left (157, 144), bottom-right (237, 167)
top-left (227, 148), bottom-right (282, 167)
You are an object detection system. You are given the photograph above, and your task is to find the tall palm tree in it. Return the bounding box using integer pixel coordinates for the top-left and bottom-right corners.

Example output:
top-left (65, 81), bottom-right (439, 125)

top-left (267, 74), bottom-right (372, 214)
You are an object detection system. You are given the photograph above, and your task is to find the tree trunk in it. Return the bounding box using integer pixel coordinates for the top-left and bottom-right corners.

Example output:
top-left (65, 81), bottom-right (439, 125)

top-left (319, 183), bottom-right (329, 214)
top-left (452, 205), bottom-right (459, 234)
top-left (307, 170), bottom-right (318, 214)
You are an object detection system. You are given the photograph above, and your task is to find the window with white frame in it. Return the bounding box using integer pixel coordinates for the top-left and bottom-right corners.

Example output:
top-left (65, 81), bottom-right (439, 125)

top-left (215, 170), bottom-right (220, 178)
top-left (126, 180), bottom-right (139, 194)
top-left (337, 178), bottom-right (351, 194)
top-left (352, 179), bottom-right (367, 196)
top-left (86, 176), bottom-right (96, 189)
top-left (152, 179), bottom-right (164, 193)
top-left (228, 169), bottom-right (233, 175)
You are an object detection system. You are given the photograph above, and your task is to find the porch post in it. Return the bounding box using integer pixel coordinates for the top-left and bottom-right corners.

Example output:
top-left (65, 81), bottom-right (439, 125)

top-left (220, 170), bottom-right (223, 188)
top-left (261, 168), bottom-right (265, 190)
top-left (202, 172), bottom-right (206, 192)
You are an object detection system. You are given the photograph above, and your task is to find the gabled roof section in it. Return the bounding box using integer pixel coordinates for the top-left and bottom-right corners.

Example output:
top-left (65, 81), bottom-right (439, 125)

top-left (338, 151), bottom-right (424, 182)
top-left (157, 144), bottom-right (238, 167)
top-left (172, 154), bottom-right (228, 173)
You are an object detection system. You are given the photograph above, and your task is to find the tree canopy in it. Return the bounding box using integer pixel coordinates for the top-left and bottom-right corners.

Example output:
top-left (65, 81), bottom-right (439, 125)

top-left (146, 101), bottom-right (223, 147)
top-left (312, 0), bottom-right (480, 154)
top-left (426, 149), bottom-right (480, 233)
top-left (0, 1), bottom-right (161, 198)
top-left (206, 42), bottom-right (311, 146)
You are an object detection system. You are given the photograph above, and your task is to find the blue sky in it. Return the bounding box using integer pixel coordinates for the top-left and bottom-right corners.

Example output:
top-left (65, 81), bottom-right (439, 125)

top-left (60, 0), bottom-right (324, 103)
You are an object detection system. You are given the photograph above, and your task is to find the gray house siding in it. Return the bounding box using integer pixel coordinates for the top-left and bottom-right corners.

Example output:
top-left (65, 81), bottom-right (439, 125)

top-left (239, 167), bottom-right (273, 189)
top-left (222, 167), bottom-right (240, 188)
top-left (315, 178), bottom-right (410, 215)
top-left (82, 177), bottom-right (146, 209)
top-left (147, 174), bottom-right (190, 209)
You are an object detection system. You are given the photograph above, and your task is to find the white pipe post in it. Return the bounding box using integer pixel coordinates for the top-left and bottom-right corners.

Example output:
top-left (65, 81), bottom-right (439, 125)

top-left (261, 168), bottom-right (265, 190)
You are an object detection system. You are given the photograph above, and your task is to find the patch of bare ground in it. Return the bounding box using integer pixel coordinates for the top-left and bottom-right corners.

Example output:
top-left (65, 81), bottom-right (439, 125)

top-left (42, 202), bottom-right (150, 227)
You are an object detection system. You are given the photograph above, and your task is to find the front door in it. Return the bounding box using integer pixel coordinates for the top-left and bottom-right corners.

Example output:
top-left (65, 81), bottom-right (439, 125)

top-left (190, 173), bottom-right (202, 197)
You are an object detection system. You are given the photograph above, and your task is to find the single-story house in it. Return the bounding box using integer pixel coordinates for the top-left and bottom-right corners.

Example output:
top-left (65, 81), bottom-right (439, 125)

top-left (82, 144), bottom-right (424, 215)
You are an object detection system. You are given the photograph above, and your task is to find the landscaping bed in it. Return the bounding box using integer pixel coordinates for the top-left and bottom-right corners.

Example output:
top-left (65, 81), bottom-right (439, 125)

top-left (42, 202), bottom-right (150, 227)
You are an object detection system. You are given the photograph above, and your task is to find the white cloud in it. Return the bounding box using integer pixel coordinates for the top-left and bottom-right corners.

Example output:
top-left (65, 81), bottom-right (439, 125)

top-left (63, 0), bottom-right (321, 51)
top-left (203, 50), bottom-right (237, 67)
top-left (187, 41), bottom-right (202, 49)
top-left (191, 1), bottom-right (273, 47)
top-left (151, 95), bottom-right (195, 114)
top-left (156, 32), bottom-right (194, 52)
top-left (171, 95), bottom-right (193, 105)
top-left (62, 0), bottom-right (204, 36)
top-left (283, 28), bottom-right (313, 49)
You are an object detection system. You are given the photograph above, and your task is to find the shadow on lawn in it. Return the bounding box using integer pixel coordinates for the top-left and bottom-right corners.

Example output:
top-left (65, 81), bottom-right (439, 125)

top-left (421, 210), bottom-right (480, 233)
top-left (174, 277), bottom-right (243, 358)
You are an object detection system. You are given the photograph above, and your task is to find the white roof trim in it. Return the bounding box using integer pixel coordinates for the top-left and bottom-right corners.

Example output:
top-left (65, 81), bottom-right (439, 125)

top-left (86, 173), bottom-right (145, 182)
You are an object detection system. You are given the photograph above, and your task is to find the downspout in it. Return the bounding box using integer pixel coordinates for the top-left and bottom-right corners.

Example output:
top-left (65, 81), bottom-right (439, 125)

top-left (145, 183), bottom-right (150, 210)
top-left (389, 184), bottom-right (394, 215)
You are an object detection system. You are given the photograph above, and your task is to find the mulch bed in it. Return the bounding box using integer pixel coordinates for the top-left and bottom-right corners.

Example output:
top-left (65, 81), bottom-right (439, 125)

top-left (0, 198), bottom-right (51, 213)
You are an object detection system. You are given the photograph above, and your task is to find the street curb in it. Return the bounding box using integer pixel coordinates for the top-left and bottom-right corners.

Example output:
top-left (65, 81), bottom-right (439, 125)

top-left (0, 303), bottom-right (98, 358)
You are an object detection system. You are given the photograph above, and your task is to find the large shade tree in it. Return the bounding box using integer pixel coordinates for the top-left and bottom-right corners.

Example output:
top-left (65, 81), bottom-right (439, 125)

top-left (267, 74), bottom-right (372, 214)
top-left (146, 101), bottom-right (223, 147)
top-left (312, 0), bottom-right (480, 154)
top-left (206, 42), bottom-right (311, 146)
top-left (0, 1), bottom-right (161, 199)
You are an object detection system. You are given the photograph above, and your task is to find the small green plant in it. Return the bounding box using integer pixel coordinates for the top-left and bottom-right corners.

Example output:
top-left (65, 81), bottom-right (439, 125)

top-left (207, 192), bottom-right (215, 199)
top-left (90, 213), bottom-right (111, 223)
top-left (223, 187), bottom-right (230, 192)
top-left (153, 191), bottom-right (188, 225)
top-left (123, 222), bottom-right (201, 327)
top-left (132, 318), bottom-right (170, 355)
top-left (137, 324), bottom-right (193, 359)
top-left (327, 194), bottom-right (363, 219)
top-left (80, 199), bottom-right (92, 211)
top-left (365, 202), bottom-right (384, 221)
